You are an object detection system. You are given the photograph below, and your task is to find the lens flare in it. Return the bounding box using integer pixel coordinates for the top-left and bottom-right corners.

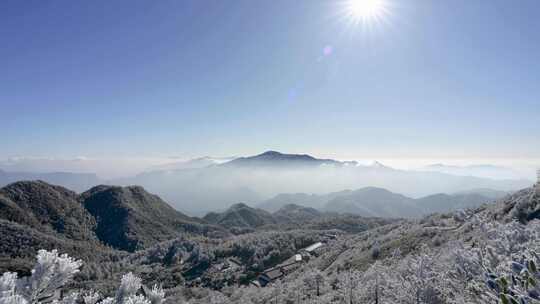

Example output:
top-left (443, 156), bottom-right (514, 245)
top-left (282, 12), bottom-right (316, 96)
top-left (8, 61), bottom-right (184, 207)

top-left (340, 0), bottom-right (391, 28)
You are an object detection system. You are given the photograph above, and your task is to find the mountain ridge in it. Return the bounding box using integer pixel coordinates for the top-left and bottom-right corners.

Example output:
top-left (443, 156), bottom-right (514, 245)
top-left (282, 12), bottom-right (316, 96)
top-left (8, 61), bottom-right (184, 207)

top-left (0, 180), bottom-right (226, 253)
top-left (203, 202), bottom-right (277, 229)
top-left (259, 186), bottom-right (507, 218)
top-left (0, 180), bottom-right (98, 242)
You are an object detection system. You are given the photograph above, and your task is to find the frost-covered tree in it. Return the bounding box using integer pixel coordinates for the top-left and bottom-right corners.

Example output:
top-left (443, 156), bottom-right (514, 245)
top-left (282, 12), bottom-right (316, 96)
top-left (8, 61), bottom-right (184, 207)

top-left (302, 269), bottom-right (324, 297)
top-left (450, 218), bottom-right (540, 304)
top-left (0, 250), bottom-right (166, 304)
top-left (353, 261), bottom-right (387, 304)
top-left (336, 269), bottom-right (363, 304)
top-left (84, 272), bottom-right (166, 304)
top-left (0, 249), bottom-right (82, 304)
top-left (381, 245), bottom-right (447, 304)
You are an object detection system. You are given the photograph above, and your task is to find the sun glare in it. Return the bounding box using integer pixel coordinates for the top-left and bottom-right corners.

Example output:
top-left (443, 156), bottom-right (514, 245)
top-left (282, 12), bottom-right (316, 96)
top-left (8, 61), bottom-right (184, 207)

top-left (341, 0), bottom-right (390, 28)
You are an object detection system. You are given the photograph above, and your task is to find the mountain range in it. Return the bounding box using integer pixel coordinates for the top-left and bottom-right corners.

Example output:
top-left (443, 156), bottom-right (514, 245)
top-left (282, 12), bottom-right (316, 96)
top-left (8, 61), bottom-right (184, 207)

top-left (1, 151), bottom-right (533, 215)
top-left (116, 151), bottom-right (531, 214)
top-left (0, 180), bottom-right (398, 256)
top-left (0, 180), bottom-right (390, 274)
top-left (202, 202), bottom-right (394, 234)
top-left (258, 186), bottom-right (508, 217)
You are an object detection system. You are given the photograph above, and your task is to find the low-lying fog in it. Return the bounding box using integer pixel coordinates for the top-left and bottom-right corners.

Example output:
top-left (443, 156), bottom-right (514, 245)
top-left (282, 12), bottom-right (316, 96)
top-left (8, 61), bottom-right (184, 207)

top-left (1, 154), bottom-right (536, 215)
top-left (115, 162), bottom-right (532, 215)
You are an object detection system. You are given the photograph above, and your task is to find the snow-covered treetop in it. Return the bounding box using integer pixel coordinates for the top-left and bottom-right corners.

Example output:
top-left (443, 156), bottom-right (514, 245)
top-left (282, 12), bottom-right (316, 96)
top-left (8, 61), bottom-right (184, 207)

top-left (0, 250), bottom-right (165, 304)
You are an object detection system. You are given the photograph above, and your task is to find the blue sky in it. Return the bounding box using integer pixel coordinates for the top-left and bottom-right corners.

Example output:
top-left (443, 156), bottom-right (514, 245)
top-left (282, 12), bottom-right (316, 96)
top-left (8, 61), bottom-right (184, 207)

top-left (1, 0), bottom-right (539, 161)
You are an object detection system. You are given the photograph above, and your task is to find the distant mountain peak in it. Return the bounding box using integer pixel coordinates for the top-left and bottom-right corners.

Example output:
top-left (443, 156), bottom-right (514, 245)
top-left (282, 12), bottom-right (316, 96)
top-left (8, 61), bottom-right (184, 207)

top-left (223, 151), bottom-right (344, 168)
top-left (256, 150), bottom-right (316, 160)
top-left (203, 201), bottom-right (275, 229)
top-left (229, 202), bottom-right (251, 209)
top-left (260, 150), bottom-right (284, 156)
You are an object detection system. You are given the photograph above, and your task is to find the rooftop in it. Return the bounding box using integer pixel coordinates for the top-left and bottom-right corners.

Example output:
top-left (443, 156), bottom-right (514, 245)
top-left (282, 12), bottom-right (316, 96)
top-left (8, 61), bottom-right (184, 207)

top-left (304, 242), bottom-right (323, 252)
top-left (263, 269), bottom-right (284, 280)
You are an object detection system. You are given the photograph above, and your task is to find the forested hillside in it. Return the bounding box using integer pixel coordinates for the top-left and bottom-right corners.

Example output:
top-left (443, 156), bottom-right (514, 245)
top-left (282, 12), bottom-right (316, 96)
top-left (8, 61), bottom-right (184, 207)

top-left (0, 181), bottom-right (227, 275)
top-left (1, 181), bottom-right (539, 304)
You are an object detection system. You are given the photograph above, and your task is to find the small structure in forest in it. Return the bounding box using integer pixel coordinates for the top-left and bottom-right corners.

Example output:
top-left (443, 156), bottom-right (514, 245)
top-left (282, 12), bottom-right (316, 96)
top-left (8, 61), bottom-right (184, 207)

top-left (257, 268), bottom-right (284, 286)
top-left (301, 242), bottom-right (324, 256)
top-left (253, 241), bottom-right (326, 287)
top-left (304, 242), bottom-right (323, 252)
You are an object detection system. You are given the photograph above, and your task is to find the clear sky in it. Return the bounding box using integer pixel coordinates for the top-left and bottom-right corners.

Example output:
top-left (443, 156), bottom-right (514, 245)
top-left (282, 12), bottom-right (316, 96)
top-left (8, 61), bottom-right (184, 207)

top-left (1, 0), bottom-right (539, 161)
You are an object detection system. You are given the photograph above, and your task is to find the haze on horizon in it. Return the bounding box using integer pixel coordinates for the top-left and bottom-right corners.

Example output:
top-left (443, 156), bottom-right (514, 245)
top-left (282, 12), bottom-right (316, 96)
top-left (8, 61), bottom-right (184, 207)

top-left (1, 0), bottom-right (539, 178)
top-left (0, 154), bottom-right (539, 181)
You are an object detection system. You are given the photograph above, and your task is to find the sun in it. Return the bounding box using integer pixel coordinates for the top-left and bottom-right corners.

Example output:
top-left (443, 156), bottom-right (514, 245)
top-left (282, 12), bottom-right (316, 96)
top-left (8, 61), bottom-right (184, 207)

top-left (348, 0), bottom-right (383, 18)
top-left (341, 0), bottom-right (390, 27)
